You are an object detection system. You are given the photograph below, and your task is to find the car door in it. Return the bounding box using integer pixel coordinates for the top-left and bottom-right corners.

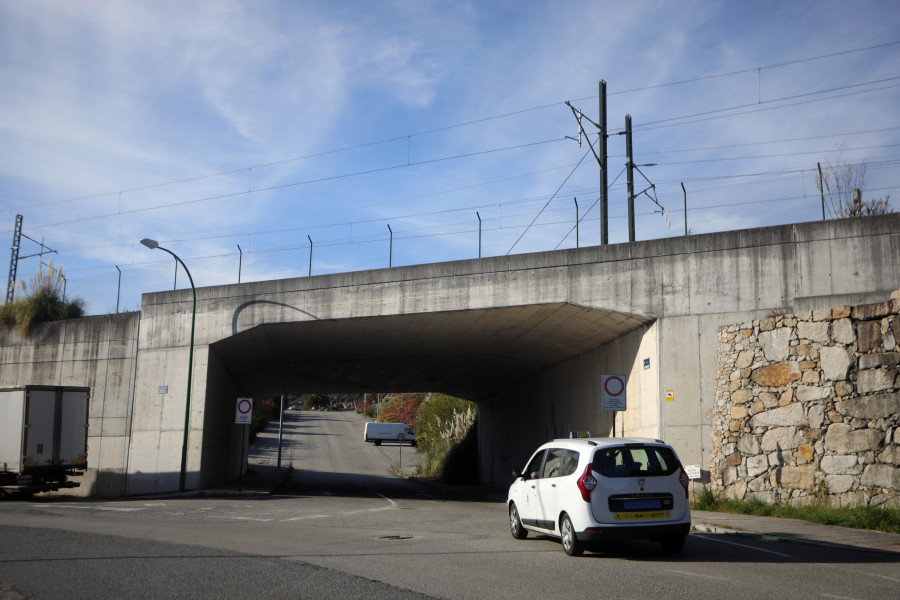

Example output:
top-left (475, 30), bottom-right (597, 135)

top-left (514, 449), bottom-right (547, 528)
top-left (533, 448), bottom-right (568, 531)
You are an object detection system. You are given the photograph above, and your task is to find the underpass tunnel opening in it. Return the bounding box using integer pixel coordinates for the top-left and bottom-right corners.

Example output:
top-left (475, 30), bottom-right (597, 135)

top-left (202, 303), bottom-right (657, 489)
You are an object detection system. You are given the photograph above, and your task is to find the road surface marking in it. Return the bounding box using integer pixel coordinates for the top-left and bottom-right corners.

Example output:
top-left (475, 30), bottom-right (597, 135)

top-left (282, 494), bottom-right (397, 522)
top-left (666, 570), bottom-right (730, 581)
top-left (693, 534), bottom-right (792, 557)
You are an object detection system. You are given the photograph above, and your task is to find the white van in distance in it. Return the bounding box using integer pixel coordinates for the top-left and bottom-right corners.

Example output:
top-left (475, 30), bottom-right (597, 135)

top-left (364, 422), bottom-right (417, 446)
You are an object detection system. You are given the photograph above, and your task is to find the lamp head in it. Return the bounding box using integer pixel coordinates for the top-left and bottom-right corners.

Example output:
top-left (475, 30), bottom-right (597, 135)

top-left (140, 238), bottom-right (159, 249)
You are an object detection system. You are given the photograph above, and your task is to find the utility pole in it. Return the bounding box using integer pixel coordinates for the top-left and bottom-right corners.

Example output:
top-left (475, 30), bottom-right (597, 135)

top-left (6, 215), bottom-right (58, 303)
top-left (574, 198), bottom-right (579, 248)
top-left (598, 80), bottom-right (609, 245)
top-left (565, 79), bottom-right (609, 245)
top-left (476, 212), bottom-right (482, 258)
top-left (625, 114), bottom-right (635, 242)
top-left (6, 214), bottom-right (22, 304)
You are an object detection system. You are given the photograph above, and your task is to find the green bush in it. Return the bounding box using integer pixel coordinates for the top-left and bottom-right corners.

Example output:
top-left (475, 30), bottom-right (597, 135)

top-left (415, 394), bottom-right (476, 452)
top-left (1, 262), bottom-right (84, 335)
top-left (694, 486), bottom-right (718, 511)
top-left (690, 489), bottom-right (900, 534)
top-left (416, 394), bottom-right (477, 481)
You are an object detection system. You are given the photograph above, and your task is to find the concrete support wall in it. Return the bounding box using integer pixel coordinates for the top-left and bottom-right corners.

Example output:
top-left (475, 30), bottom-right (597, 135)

top-left (481, 324), bottom-right (657, 487)
top-left (0, 313), bottom-right (140, 497)
top-left (200, 348), bottom-right (246, 487)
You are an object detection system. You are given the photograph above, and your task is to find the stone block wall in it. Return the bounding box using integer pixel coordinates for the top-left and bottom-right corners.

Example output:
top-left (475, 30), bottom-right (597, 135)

top-left (712, 294), bottom-right (900, 507)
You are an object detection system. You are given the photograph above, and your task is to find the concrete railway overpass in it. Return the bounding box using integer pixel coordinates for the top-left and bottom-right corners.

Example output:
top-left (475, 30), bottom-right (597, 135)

top-left (2, 215), bottom-right (898, 496)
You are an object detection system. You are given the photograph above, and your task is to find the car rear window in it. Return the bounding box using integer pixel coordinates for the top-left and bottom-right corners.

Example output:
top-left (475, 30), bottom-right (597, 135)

top-left (591, 445), bottom-right (678, 478)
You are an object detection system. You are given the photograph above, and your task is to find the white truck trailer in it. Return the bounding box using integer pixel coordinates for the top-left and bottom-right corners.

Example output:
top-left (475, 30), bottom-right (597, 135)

top-left (0, 386), bottom-right (89, 497)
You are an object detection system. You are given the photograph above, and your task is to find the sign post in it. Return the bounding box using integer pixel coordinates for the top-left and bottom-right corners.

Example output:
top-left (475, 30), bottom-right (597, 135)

top-left (236, 398), bottom-right (253, 491)
top-left (601, 374), bottom-right (627, 437)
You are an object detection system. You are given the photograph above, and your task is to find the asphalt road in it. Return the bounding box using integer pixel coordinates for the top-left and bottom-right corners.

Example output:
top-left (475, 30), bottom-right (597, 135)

top-left (1, 410), bottom-right (898, 600)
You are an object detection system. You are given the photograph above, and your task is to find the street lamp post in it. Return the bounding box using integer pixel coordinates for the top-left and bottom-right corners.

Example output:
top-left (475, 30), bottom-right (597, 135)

top-left (140, 238), bottom-right (196, 493)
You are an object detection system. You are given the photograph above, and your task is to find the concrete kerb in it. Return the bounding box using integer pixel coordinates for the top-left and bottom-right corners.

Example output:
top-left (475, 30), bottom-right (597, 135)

top-left (691, 511), bottom-right (900, 556)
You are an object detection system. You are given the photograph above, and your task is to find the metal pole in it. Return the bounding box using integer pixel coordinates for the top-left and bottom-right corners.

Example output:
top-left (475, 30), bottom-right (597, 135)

top-left (140, 239), bottom-right (195, 493)
top-left (681, 183), bottom-right (688, 236)
top-left (817, 162), bottom-right (826, 220)
top-left (115, 265), bottom-right (122, 313)
top-left (239, 424), bottom-right (246, 492)
top-left (574, 198), bottom-right (579, 248)
top-left (625, 114), bottom-right (635, 243)
top-left (6, 214), bottom-right (22, 304)
top-left (387, 224), bottom-right (393, 268)
top-left (277, 394), bottom-right (284, 469)
top-left (237, 245), bottom-right (242, 283)
top-left (307, 235), bottom-right (312, 276)
top-left (62, 276), bottom-right (67, 303)
top-left (173, 261), bottom-right (177, 290)
top-left (599, 80), bottom-right (608, 245)
top-left (476, 212), bottom-right (482, 258)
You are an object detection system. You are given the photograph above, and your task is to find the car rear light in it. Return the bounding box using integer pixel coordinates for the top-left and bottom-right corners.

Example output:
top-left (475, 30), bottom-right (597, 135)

top-left (576, 463), bottom-right (597, 502)
top-left (678, 464), bottom-right (689, 498)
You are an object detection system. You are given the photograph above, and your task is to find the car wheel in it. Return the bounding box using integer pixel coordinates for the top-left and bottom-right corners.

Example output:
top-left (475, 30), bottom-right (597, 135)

top-left (560, 514), bottom-right (584, 556)
top-left (374, 440), bottom-right (381, 446)
top-left (659, 535), bottom-right (686, 554)
top-left (508, 503), bottom-right (528, 539)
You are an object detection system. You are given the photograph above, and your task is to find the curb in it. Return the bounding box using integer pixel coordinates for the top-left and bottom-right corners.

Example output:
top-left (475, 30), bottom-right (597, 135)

top-left (691, 522), bottom-right (900, 555)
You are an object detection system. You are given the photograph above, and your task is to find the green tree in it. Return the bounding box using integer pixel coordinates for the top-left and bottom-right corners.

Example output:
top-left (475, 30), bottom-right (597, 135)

top-left (301, 393), bottom-right (331, 410)
top-left (0, 261), bottom-right (85, 335)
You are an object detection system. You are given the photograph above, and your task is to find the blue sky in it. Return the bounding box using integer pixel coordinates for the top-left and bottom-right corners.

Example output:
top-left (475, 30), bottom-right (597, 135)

top-left (2, 0), bottom-right (899, 315)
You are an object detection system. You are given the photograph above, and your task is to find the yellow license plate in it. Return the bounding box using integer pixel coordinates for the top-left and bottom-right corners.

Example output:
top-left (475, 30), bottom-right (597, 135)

top-left (614, 511), bottom-right (671, 521)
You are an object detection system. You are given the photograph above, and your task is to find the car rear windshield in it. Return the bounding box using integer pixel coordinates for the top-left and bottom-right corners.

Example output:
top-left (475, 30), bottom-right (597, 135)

top-left (591, 445), bottom-right (679, 478)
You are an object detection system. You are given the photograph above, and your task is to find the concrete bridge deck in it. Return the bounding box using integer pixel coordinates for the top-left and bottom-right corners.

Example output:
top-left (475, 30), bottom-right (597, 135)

top-left (1, 214), bottom-right (898, 496)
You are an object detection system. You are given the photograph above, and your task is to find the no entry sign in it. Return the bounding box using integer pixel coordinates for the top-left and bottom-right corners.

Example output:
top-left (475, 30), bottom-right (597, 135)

top-left (601, 374), bottom-right (627, 411)
top-left (236, 397), bottom-right (253, 424)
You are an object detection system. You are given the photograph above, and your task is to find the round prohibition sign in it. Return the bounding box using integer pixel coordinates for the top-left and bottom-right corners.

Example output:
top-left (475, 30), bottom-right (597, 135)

top-left (237, 398), bottom-right (253, 415)
top-left (604, 375), bottom-right (625, 397)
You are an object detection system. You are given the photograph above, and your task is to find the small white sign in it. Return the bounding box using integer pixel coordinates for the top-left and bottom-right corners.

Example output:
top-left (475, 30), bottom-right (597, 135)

top-left (602, 374), bottom-right (627, 411)
top-left (685, 465), bottom-right (702, 480)
top-left (236, 397), bottom-right (253, 424)
top-left (157, 385), bottom-right (168, 394)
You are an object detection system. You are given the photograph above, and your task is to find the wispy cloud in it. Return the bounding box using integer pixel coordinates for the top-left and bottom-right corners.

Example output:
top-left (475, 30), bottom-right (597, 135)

top-left (1, 0), bottom-right (899, 314)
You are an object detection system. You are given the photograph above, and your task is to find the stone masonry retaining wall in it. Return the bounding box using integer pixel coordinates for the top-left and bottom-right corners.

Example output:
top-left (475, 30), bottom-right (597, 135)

top-left (712, 293), bottom-right (900, 508)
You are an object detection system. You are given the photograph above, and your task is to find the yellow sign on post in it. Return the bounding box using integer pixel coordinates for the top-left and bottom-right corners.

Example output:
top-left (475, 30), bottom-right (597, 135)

top-left (665, 390), bottom-right (675, 402)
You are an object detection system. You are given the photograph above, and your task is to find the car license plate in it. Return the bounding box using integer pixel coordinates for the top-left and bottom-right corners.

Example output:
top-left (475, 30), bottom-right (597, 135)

top-left (624, 499), bottom-right (661, 510)
top-left (614, 511), bottom-right (671, 521)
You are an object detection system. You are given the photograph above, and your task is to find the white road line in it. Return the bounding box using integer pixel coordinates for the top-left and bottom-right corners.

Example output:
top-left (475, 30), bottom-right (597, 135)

top-left (281, 493), bottom-right (398, 522)
top-left (47, 505), bottom-right (145, 513)
top-left (692, 533), bottom-right (792, 558)
top-left (666, 570), bottom-right (730, 581)
top-left (830, 566), bottom-right (900, 583)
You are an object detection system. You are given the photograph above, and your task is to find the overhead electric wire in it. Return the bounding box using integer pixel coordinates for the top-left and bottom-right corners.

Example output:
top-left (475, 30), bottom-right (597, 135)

top-left (14, 40), bottom-right (899, 215)
top-left (27, 137), bottom-right (566, 231)
top-left (633, 81), bottom-right (900, 133)
top-left (606, 40), bottom-right (900, 97)
top-left (506, 146), bottom-right (593, 255)
top-left (634, 75), bottom-right (900, 129)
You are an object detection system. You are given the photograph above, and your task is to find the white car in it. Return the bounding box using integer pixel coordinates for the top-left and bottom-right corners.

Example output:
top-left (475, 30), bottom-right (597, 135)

top-left (507, 437), bottom-right (691, 556)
